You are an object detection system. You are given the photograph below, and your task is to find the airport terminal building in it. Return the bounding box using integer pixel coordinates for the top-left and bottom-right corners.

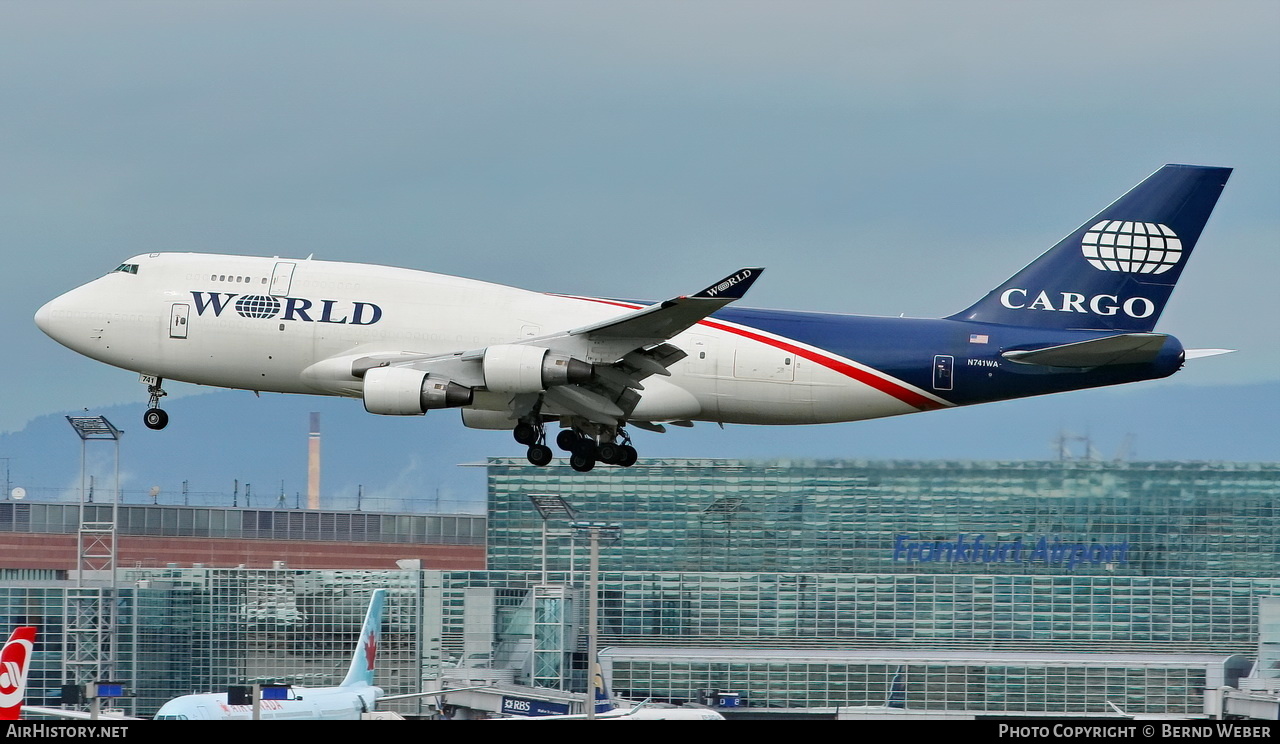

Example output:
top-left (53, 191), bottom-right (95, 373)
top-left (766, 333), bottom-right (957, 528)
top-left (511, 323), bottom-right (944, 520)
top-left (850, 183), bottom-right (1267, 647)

top-left (2, 458), bottom-right (1278, 717)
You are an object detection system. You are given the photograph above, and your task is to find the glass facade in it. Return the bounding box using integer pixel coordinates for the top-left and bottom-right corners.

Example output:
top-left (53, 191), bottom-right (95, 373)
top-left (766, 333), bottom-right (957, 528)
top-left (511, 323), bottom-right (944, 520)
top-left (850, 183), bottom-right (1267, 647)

top-left (486, 458), bottom-right (1280, 577)
top-left (0, 571), bottom-right (429, 717)
top-left (0, 502), bottom-right (484, 545)
top-left (434, 571), bottom-right (1278, 654)
top-left (476, 458), bottom-right (1280, 713)
top-left (600, 649), bottom-right (1250, 715)
top-left (3, 458), bottom-right (1278, 716)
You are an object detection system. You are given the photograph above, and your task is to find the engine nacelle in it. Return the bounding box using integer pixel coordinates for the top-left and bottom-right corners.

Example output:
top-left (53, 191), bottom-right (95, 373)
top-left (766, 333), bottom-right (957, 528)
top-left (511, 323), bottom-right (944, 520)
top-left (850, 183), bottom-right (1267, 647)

top-left (482, 344), bottom-right (592, 393)
top-left (362, 366), bottom-right (473, 415)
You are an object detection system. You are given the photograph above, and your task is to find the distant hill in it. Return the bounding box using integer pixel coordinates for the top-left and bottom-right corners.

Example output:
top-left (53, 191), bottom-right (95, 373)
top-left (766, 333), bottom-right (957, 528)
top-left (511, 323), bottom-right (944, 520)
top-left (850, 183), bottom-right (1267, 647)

top-left (2, 381), bottom-right (1275, 515)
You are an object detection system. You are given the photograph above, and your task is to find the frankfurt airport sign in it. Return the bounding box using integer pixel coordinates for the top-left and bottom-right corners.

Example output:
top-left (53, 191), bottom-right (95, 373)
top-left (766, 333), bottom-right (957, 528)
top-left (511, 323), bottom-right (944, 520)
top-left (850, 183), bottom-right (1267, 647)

top-left (892, 534), bottom-right (1130, 571)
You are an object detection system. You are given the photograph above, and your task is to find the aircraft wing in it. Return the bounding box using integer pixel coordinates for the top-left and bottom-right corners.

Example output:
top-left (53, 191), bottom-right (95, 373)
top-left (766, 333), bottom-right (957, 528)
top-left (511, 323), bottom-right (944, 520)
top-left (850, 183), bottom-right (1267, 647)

top-left (568, 268), bottom-right (763, 342)
top-left (531, 267), bottom-right (764, 424)
top-left (1001, 333), bottom-right (1170, 368)
top-left (320, 267), bottom-right (766, 427)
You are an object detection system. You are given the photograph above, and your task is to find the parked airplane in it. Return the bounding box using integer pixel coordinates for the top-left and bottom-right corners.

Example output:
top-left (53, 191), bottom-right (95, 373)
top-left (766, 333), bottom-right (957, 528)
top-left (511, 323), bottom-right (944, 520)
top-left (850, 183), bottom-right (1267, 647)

top-left (21, 591), bottom-right (470, 721)
top-left (35, 165), bottom-right (1231, 471)
top-left (151, 589), bottom-right (387, 720)
top-left (1, 627), bottom-right (36, 720)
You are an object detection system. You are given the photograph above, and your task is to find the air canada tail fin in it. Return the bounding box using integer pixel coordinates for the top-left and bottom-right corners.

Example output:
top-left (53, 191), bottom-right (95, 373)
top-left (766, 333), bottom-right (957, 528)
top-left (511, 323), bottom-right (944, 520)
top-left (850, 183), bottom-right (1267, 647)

top-left (950, 164), bottom-right (1231, 332)
top-left (339, 590), bottom-right (384, 688)
top-left (1, 627), bottom-right (37, 720)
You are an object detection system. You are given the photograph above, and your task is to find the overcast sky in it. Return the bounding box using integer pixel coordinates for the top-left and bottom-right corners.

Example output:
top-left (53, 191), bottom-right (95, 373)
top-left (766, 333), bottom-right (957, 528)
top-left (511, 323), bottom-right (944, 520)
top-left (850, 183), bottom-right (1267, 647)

top-left (2, 0), bottom-right (1277, 433)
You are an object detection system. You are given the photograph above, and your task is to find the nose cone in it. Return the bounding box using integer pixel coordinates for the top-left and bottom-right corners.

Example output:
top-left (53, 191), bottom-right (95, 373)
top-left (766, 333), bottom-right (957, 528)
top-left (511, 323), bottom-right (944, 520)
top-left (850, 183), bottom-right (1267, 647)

top-left (35, 289), bottom-right (83, 349)
top-left (34, 298), bottom-right (57, 337)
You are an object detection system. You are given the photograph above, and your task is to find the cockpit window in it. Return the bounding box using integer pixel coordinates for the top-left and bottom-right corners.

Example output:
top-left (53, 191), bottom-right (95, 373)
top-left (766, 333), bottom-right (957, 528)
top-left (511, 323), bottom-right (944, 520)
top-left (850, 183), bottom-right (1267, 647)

top-left (112, 263), bottom-right (139, 275)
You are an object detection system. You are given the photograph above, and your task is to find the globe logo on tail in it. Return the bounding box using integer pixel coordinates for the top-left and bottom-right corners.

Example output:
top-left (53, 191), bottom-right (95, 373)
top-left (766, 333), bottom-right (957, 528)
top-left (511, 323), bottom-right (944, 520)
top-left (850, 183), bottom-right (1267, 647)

top-left (1081, 221), bottom-right (1182, 274)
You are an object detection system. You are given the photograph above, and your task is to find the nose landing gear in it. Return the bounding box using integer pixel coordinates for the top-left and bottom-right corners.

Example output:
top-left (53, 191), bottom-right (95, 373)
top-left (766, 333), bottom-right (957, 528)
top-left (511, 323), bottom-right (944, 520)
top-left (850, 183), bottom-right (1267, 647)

top-left (143, 378), bottom-right (169, 430)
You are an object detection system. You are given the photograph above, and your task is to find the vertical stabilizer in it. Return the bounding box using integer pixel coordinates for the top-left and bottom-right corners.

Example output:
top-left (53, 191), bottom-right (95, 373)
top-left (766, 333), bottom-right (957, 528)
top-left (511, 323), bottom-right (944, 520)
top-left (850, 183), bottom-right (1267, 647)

top-left (592, 662), bottom-right (615, 713)
top-left (0, 627), bottom-right (37, 720)
top-left (950, 164), bottom-right (1231, 331)
top-left (340, 590), bottom-right (384, 688)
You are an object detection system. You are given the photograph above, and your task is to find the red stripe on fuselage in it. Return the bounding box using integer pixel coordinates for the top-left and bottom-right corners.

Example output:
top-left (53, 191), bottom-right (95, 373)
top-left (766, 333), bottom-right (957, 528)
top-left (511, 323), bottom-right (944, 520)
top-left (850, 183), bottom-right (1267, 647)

top-left (554, 294), bottom-right (947, 412)
top-left (697, 318), bottom-right (947, 411)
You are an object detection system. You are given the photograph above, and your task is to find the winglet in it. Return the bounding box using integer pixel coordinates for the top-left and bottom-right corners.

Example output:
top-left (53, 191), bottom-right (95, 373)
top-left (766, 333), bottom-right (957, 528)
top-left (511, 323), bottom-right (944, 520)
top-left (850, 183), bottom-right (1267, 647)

top-left (690, 268), bottom-right (764, 300)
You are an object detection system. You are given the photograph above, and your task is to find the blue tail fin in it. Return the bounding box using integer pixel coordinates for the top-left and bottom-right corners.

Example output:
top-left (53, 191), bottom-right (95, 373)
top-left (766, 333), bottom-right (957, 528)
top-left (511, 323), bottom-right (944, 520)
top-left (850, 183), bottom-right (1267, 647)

top-left (339, 589), bottom-right (385, 688)
top-left (592, 662), bottom-right (615, 713)
top-left (950, 164), bottom-right (1231, 331)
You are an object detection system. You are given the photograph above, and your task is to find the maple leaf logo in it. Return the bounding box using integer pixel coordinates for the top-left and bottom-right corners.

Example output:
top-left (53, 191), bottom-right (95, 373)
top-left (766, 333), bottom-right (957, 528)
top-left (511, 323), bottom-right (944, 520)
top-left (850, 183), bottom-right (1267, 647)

top-left (365, 631), bottom-right (378, 671)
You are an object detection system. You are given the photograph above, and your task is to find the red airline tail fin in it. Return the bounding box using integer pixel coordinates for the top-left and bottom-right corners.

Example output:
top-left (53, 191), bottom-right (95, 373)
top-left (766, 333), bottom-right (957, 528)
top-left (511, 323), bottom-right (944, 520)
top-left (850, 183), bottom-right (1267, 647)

top-left (0, 627), bottom-right (37, 720)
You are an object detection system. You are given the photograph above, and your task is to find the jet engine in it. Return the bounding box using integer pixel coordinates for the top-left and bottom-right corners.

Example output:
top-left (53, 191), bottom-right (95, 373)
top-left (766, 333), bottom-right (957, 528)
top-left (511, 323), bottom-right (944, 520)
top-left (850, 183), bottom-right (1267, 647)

top-left (362, 366), bottom-right (473, 415)
top-left (481, 344), bottom-right (593, 393)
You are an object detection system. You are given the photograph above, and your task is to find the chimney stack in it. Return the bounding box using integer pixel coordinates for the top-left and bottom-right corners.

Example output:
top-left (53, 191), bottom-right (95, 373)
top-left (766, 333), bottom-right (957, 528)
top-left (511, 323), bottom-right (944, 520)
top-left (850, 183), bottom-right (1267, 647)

top-left (308, 412), bottom-right (320, 509)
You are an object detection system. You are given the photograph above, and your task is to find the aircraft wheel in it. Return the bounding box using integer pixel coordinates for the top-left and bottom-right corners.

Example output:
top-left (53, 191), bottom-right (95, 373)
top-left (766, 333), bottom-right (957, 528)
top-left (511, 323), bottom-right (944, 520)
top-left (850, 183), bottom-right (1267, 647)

top-left (556, 430), bottom-right (579, 451)
top-left (144, 408), bottom-right (169, 430)
top-left (573, 439), bottom-right (597, 459)
top-left (618, 445), bottom-right (638, 467)
top-left (513, 422), bottom-right (538, 445)
top-left (569, 452), bottom-right (596, 473)
top-left (597, 442), bottom-right (621, 465)
top-left (526, 444), bottom-right (553, 467)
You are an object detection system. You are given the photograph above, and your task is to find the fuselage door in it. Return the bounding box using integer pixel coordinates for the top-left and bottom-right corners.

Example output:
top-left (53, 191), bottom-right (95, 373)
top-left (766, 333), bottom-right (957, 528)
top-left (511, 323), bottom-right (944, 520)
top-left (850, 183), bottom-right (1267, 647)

top-left (270, 262), bottom-right (296, 297)
top-left (169, 303), bottom-right (190, 339)
top-left (933, 355), bottom-right (954, 391)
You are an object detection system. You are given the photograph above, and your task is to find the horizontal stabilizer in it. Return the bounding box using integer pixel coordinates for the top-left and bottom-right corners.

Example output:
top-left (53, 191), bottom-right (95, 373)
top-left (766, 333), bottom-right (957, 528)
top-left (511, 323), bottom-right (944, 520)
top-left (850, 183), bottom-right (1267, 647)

top-left (1185, 348), bottom-right (1235, 360)
top-left (1002, 333), bottom-right (1169, 368)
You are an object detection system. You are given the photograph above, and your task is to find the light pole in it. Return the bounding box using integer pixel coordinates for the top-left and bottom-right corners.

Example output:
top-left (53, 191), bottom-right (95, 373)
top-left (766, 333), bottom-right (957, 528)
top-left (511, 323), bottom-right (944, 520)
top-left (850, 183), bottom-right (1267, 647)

top-left (570, 521), bottom-right (621, 720)
top-left (527, 494), bottom-right (576, 583)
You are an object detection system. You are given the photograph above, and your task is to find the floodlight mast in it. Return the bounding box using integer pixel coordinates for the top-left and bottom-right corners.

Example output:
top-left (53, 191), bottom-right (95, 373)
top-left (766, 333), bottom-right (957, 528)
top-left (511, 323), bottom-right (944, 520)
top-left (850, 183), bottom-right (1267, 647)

top-left (66, 416), bottom-right (122, 584)
top-left (63, 416), bottom-right (124, 705)
top-left (570, 521), bottom-right (621, 720)
top-left (527, 494), bottom-right (576, 584)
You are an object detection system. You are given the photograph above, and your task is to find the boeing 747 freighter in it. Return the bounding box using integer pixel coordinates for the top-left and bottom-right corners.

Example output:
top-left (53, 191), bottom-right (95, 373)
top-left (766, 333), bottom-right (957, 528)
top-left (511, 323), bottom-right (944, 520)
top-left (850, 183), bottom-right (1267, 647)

top-left (36, 165), bottom-right (1232, 471)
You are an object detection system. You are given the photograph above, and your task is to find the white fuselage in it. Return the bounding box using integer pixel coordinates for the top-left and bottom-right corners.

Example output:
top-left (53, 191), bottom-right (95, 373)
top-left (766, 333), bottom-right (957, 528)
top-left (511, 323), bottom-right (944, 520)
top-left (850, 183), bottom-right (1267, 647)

top-left (152, 684), bottom-right (382, 721)
top-left (35, 253), bottom-right (944, 426)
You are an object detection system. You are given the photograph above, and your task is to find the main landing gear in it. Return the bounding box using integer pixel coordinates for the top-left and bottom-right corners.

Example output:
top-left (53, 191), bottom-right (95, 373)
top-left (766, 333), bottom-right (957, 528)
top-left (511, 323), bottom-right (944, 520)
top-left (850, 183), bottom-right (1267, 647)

top-left (143, 378), bottom-right (169, 430)
top-left (559, 428), bottom-right (637, 472)
top-left (514, 420), bottom-right (554, 467)
top-left (512, 422), bottom-right (638, 471)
